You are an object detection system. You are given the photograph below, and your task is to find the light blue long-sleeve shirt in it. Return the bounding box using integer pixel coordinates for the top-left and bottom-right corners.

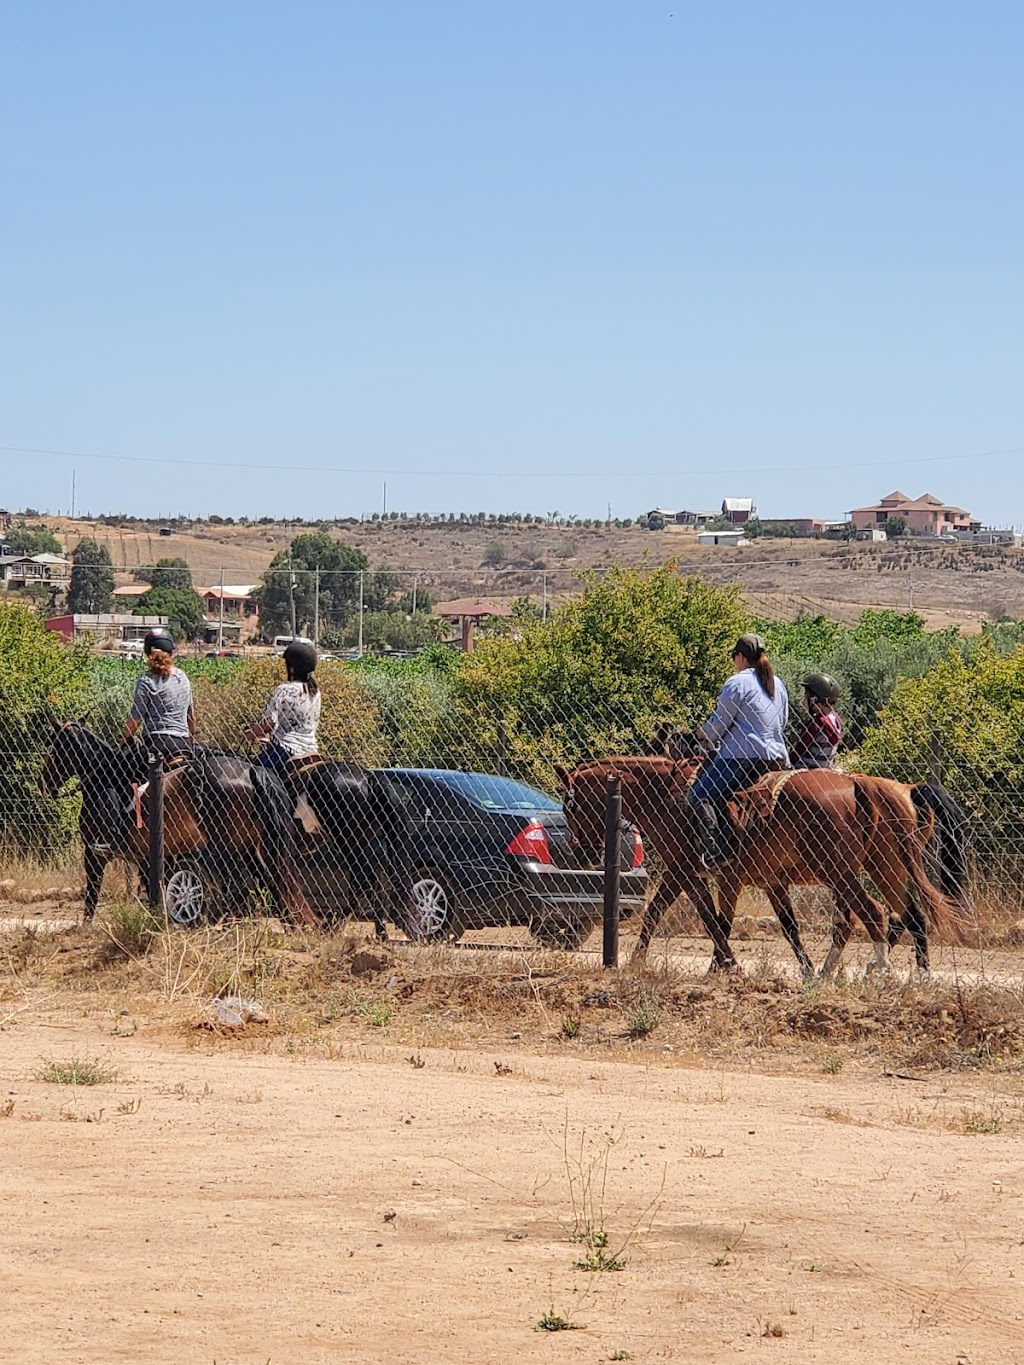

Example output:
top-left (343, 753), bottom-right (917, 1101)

top-left (701, 668), bottom-right (790, 762)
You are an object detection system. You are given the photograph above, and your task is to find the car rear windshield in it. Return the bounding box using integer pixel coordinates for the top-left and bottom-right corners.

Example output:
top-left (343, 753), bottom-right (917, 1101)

top-left (430, 771), bottom-right (561, 813)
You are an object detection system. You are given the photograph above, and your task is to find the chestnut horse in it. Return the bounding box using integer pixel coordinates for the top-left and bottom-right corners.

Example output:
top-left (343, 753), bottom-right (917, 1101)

top-left (557, 756), bottom-right (965, 975)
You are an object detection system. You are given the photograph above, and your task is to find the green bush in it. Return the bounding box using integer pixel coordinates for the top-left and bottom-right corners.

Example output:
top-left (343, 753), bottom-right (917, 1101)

top-left (0, 600), bottom-right (92, 851)
top-left (860, 640), bottom-right (1024, 860)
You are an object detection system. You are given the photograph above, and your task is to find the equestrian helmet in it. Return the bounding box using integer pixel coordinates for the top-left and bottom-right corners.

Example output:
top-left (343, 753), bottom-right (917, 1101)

top-left (283, 639), bottom-right (318, 676)
top-left (803, 672), bottom-right (841, 705)
top-left (143, 628), bottom-right (176, 655)
top-left (733, 633), bottom-right (766, 662)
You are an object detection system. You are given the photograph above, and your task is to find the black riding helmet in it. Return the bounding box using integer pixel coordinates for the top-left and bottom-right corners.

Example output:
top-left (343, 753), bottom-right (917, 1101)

top-left (144, 629), bottom-right (176, 656)
top-left (803, 672), bottom-right (841, 705)
top-left (283, 639), bottom-right (317, 677)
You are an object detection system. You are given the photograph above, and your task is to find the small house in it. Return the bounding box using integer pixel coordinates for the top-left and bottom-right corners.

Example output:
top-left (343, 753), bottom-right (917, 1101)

top-left (698, 530), bottom-right (750, 548)
top-left (721, 497), bottom-right (756, 526)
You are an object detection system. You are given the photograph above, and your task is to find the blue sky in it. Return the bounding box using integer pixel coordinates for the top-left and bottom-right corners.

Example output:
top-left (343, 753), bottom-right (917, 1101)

top-left (2, 2), bottom-right (1022, 524)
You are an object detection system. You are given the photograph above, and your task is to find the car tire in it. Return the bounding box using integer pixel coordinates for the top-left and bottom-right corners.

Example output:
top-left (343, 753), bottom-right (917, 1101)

top-left (403, 872), bottom-right (465, 944)
top-left (529, 912), bottom-right (594, 952)
top-left (164, 857), bottom-right (218, 928)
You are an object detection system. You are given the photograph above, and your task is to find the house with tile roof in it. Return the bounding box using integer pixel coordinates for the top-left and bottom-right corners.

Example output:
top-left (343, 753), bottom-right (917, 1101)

top-left (848, 491), bottom-right (976, 536)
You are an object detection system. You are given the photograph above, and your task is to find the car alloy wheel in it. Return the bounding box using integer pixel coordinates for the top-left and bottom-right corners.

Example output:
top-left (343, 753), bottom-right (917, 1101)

top-left (164, 867), bottom-right (206, 928)
top-left (405, 874), bottom-right (460, 942)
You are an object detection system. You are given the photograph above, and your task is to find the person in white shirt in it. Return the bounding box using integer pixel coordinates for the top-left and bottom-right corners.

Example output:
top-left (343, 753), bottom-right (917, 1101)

top-left (245, 640), bottom-right (322, 769)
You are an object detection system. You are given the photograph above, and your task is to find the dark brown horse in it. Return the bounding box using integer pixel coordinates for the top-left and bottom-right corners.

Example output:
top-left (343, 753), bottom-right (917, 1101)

top-left (557, 756), bottom-right (965, 975)
top-left (39, 721), bottom-right (317, 926)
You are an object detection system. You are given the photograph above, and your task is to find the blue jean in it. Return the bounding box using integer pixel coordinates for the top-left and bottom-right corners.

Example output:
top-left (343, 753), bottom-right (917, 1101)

top-left (688, 756), bottom-right (776, 809)
top-left (254, 742), bottom-right (290, 770)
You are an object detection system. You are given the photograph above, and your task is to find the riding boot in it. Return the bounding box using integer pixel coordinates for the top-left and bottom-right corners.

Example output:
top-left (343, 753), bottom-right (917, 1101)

top-left (694, 799), bottom-right (731, 868)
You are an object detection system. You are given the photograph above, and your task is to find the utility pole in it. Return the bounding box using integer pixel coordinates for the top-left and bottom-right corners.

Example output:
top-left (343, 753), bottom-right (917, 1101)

top-left (313, 567), bottom-right (320, 647)
top-left (382, 480), bottom-right (387, 519)
top-left (358, 571), bottom-right (365, 657)
top-left (411, 573), bottom-right (418, 617)
top-left (542, 572), bottom-right (548, 622)
top-left (71, 469), bottom-right (76, 519)
top-left (287, 550), bottom-right (297, 637)
top-left (217, 566), bottom-right (225, 651)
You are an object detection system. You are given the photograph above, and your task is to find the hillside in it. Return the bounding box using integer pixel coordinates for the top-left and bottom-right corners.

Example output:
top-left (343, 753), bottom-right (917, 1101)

top-left (35, 514), bottom-right (1024, 631)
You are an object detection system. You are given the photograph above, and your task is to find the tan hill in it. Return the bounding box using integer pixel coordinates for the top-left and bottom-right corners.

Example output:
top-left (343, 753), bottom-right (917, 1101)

top-left (34, 515), bottom-right (1023, 631)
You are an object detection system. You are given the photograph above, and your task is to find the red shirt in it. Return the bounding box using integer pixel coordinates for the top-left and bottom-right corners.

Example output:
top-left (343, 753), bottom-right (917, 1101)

top-left (791, 708), bottom-right (842, 768)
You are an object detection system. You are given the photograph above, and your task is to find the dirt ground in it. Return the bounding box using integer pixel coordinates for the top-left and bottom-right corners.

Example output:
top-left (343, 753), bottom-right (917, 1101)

top-left (3, 913), bottom-right (1024, 1364)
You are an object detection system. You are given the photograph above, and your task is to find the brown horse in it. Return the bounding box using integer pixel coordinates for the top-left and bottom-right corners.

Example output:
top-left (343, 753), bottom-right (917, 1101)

top-left (557, 756), bottom-right (964, 975)
top-left (39, 720), bottom-right (317, 927)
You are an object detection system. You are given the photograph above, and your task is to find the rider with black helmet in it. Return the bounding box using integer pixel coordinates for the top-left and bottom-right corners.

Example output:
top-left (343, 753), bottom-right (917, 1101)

top-left (123, 629), bottom-right (195, 758)
top-left (790, 673), bottom-right (843, 770)
top-left (244, 638), bottom-right (321, 768)
top-left (92, 629), bottom-right (195, 854)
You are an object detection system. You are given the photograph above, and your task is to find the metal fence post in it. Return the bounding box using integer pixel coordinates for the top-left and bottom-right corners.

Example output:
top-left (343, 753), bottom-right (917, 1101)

top-left (602, 773), bottom-right (622, 969)
top-left (496, 718), bottom-right (507, 777)
top-left (147, 755), bottom-right (165, 912)
top-left (930, 731), bottom-right (944, 882)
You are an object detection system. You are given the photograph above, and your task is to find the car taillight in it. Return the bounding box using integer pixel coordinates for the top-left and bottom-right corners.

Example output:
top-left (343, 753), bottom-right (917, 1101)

top-left (505, 819), bottom-right (553, 864)
top-left (631, 830), bottom-right (645, 868)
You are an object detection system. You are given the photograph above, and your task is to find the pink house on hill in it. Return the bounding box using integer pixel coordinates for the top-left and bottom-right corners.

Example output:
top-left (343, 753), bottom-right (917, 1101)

top-left (849, 491), bottom-right (976, 536)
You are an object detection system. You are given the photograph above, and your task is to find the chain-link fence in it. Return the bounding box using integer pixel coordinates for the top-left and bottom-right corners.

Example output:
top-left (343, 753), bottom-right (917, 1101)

top-left (4, 567), bottom-right (1024, 987)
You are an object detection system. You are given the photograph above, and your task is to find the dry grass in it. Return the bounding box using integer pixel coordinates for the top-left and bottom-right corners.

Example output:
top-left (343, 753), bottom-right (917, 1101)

top-left (2, 916), bottom-right (1023, 1080)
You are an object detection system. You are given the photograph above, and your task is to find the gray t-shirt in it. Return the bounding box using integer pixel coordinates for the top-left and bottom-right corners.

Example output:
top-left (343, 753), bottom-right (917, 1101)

top-left (130, 667), bottom-right (193, 738)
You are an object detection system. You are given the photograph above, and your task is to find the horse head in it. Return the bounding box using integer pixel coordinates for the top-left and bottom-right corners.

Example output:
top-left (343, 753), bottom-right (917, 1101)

top-left (38, 719), bottom-right (86, 798)
top-left (555, 761), bottom-right (617, 862)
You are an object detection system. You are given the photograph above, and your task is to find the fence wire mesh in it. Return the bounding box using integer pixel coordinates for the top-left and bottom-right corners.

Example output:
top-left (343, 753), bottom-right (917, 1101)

top-left (4, 566), bottom-right (1024, 990)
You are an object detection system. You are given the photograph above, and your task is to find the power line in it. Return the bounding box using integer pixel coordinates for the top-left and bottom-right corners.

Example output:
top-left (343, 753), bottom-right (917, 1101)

top-left (0, 442), bottom-right (1018, 480)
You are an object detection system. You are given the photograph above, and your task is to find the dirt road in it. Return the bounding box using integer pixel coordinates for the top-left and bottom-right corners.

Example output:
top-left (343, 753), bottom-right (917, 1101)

top-left (2, 1005), bottom-right (1022, 1364)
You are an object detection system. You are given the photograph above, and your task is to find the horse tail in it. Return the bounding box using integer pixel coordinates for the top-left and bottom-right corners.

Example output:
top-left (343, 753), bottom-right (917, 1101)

top-left (250, 767), bottom-right (320, 929)
top-left (909, 782), bottom-right (971, 905)
top-left (367, 771), bottom-right (414, 918)
top-left (855, 776), bottom-right (966, 945)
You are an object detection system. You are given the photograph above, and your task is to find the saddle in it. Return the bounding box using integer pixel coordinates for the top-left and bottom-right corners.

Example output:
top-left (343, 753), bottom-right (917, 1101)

top-left (671, 763), bottom-right (793, 836)
top-left (282, 753), bottom-right (329, 783)
top-left (728, 768), bottom-right (793, 833)
top-left (281, 754), bottom-right (329, 835)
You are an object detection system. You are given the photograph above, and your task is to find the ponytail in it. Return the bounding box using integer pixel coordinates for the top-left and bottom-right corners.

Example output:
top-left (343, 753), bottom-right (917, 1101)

top-left (733, 633), bottom-right (776, 700)
top-left (754, 655), bottom-right (776, 701)
top-left (147, 648), bottom-right (175, 680)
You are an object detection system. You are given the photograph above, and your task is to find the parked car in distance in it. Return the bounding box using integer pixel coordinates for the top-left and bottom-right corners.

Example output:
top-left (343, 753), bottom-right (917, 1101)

top-left (375, 768), bottom-right (647, 949)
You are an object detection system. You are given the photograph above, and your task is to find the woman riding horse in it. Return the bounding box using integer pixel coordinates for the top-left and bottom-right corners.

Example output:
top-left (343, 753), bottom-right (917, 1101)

top-left (690, 634), bottom-right (789, 868)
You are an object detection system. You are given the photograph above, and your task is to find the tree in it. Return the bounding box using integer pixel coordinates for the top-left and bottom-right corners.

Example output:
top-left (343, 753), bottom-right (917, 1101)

top-left (483, 541), bottom-right (507, 567)
top-left (135, 557), bottom-right (192, 590)
top-left (133, 586), bottom-right (206, 640)
top-left (254, 533), bottom-right (368, 638)
top-left (67, 538), bottom-right (114, 614)
top-left (884, 516), bottom-right (907, 538)
top-left (453, 565), bottom-right (748, 789)
top-left (4, 524), bottom-right (62, 556)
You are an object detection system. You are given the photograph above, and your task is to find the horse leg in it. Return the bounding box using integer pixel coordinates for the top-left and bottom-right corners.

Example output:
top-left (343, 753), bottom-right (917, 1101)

top-left (632, 864), bottom-right (736, 969)
top-left (900, 887), bottom-right (930, 973)
top-left (82, 846), bottom-right (108, 923)
top-left (765, 884), bottom-right (814, 979)
top-left (821, 872), bottom-right (889, 978)
top-left (707, 869), bottom-right (743, 972)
